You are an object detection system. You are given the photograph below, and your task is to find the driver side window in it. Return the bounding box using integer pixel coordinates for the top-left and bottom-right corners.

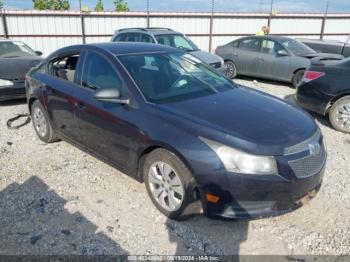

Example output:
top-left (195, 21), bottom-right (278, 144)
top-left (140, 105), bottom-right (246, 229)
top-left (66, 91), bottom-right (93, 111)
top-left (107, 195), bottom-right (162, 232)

top-left (81, 52), bottom-right (122, 91)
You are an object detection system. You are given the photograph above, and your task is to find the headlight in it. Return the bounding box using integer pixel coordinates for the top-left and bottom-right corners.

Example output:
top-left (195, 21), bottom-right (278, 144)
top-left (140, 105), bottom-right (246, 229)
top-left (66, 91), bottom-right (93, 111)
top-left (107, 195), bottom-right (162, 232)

top-left (200, 137), bottom-right (278, 175)
top-left (0, 79), bottom-right (14, 86)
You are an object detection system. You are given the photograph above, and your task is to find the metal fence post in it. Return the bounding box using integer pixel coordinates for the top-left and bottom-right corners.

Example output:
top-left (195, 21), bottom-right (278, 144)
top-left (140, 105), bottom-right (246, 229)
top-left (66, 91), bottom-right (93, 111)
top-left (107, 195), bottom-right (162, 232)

top-left (208, 0), bottom-right (214, 52)
top-left (320, 16), bottom-right (326, 39)
top-left (81, 13), bottom-right (86, 44)
top-left (1, 10), bottom-right (9, 38)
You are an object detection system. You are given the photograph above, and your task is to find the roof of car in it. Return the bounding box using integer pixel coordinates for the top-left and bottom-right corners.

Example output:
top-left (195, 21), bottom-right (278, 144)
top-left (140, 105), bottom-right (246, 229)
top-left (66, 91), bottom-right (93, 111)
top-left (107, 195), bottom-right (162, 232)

top-left (237, 35), bottom-right (294, 42)
top-left (115, 27), bottom-right (181, 36)
top-left (53, 42), bottom-right (179, 57)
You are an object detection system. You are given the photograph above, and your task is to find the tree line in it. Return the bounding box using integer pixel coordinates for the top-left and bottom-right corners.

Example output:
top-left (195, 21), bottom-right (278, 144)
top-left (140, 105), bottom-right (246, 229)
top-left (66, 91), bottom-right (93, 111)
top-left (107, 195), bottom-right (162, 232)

top-left (31, 0), bottom-right (129, 11)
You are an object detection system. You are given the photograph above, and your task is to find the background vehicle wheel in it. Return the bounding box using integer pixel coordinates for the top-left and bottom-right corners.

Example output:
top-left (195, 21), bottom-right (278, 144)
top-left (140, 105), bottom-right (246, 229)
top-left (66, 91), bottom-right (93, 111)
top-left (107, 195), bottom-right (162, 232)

top-left (292, 69), bottom-right (305, 88)
top-left (224, 60), bottom-right (237, 79)
top-left (329, 96), bottom-right (350, 134)
top-left (143, 148), bottom-right (196, 220)
top-left (31, 100), bottom-right (58, 143)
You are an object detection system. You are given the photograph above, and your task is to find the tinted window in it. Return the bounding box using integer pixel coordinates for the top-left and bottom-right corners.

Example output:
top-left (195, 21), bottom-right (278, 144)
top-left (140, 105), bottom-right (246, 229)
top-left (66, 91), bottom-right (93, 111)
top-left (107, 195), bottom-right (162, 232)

top-left (140, 33), bottom-right (154, 43)
top-left (261, 40), bottom-right (284, 54)
top-left (0, 41), bottom-right (36, 58)
top-left (82, 52), bottom-right (122, 91)
top-left (280, 39), bottom-right (316, 56)
top-left (50, 53), bottom-right (80, 83)
top-left (154, 34), bottom-right (198, 51)
top-left (118, 52), bottom-right (234, 103)
top-left (113, 33), bottom-right (141, 42)
top-left (239, 38), bottom-right (260, 52)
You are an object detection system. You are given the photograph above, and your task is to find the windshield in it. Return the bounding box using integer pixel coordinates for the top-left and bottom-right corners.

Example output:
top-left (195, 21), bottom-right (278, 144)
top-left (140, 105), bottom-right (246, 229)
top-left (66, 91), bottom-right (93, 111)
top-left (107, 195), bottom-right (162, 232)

top-left (0, 41), bottom-right (36, 58)
top-left (280, 39), bottom-right (316, 56)
top-left (118, 52), bottom-right (235, 103)
top-left (154, 34), bottom-right (198, 51)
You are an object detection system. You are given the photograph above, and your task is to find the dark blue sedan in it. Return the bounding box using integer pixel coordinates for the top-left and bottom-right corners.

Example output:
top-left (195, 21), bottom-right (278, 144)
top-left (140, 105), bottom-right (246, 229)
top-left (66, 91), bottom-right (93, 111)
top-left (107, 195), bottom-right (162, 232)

top-left (25, 43), bottom-right (326, 220)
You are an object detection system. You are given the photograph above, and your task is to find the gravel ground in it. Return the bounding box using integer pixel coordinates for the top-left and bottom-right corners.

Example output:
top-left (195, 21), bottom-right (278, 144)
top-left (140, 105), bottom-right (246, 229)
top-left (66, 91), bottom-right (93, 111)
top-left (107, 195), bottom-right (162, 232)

top-left (0, 77), bottom-right (349, 256)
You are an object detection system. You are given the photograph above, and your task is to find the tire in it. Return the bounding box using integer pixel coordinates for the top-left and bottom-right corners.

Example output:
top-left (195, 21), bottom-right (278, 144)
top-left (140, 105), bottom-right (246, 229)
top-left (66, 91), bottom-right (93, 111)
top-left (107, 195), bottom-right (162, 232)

top-left (329, 96), bottom-right (350, 134)
top-left (143, 148), bottom-right (196, 220)
top-left (292, 69), bottom-right (305, 88)
top-left (224, 60), bottom-right (237, 79)
top-left (31, 100), bottom-right (58, 143)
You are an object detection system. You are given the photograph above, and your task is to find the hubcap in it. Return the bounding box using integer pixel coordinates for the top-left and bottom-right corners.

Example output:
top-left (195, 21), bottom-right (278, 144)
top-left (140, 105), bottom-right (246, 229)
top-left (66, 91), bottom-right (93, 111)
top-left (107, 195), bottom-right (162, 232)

top-left (224, 62), bottom-right (235, 78)
top-left (335, 102), bottom-right (350, 130)
top-left (33, 107), bottom-right (47, 137)
top-left (148, 162), bottom-right (184, 212)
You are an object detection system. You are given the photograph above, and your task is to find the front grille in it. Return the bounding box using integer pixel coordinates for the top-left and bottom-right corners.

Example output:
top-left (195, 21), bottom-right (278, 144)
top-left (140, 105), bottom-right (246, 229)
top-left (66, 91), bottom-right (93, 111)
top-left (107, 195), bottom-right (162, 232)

top-left (288, 142), bottom-right (326, 178)
top-left (210, 62), bottom-right (221, 69)
top-left (284, 129), bottom-right (321, 155)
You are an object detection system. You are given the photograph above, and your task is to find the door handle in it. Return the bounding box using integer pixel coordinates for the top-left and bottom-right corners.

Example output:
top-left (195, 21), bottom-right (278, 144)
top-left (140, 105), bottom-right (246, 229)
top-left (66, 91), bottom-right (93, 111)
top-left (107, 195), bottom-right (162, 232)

top-left (74, 101), bottom-right (87, 110)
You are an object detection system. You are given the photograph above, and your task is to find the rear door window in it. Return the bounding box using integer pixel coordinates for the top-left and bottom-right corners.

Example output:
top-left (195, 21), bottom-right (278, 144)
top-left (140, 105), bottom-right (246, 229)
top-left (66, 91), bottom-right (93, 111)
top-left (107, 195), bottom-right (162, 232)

top-left (114, 33), bottom-right (141, 42)
top-left (140, 33), bottom-right (154, 43)
top-left (49, 53), bottom-right (81, 83)
top-left (239, 38), bottom-right (261, 52)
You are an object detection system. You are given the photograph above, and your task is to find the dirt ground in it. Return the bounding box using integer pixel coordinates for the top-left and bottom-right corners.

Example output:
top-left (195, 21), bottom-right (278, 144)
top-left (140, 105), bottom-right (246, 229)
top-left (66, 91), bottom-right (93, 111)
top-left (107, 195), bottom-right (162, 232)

top-left (0, 77), bottom-right (349, 256)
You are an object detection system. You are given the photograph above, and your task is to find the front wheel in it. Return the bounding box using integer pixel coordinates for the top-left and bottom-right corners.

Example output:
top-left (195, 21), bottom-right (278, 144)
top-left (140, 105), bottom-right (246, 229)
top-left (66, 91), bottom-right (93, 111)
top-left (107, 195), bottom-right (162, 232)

top-left (329, 96), bottom-right (350, 134)
top-left (224, 60), bottom-right (237, 79)
top-left (143, 149), bottom-right (196, 220)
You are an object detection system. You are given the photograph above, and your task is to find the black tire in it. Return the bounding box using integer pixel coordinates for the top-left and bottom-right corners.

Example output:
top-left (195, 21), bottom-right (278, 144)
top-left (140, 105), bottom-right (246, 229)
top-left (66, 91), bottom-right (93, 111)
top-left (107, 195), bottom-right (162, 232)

top-left (31, 100), bottom-right (58, 143)
top-left (329, 96), bottom-right (350, 134)
top-left (292, 69), bottom-right (305, 88)
top-left (224, 60), bottom-right (237, 79)
top-left (143, 148), bottom-right (196, 220)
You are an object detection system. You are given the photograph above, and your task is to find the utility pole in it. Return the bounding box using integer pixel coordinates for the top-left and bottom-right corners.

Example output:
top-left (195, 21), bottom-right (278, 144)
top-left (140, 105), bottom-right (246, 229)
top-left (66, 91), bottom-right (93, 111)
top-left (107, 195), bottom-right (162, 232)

top-left (78, 0), bottom-right (82, 11)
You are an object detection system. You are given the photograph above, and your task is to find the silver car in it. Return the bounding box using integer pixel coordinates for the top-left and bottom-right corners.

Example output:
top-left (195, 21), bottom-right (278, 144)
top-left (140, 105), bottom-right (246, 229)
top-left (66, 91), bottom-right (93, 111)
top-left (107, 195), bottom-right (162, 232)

top-left (111, 27), bottom-right (225, 75)
top-left (216, 36), bottom-right (343, 87)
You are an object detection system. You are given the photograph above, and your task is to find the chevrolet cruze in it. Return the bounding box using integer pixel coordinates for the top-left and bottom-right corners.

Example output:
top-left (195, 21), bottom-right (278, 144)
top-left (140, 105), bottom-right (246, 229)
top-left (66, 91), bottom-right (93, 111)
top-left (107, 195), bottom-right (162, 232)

top-left (26, 43), bottom-right (326, 220)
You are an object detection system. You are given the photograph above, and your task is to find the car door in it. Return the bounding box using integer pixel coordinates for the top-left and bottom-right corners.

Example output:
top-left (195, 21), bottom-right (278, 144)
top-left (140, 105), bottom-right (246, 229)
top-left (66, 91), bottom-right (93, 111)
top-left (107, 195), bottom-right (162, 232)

top-left (235, 38), bottom-right (261, 76)
top-left (45, 51), bottom-right (84, 140)
top-left (259, 39), bottom-right (292, 81)
top-left (73, 50), bottom-right (135, 171)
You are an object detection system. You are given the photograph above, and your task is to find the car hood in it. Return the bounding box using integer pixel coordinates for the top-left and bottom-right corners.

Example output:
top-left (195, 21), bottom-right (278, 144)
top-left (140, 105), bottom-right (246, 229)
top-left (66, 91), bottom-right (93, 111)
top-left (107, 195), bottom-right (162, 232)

top-left (0, 56), bottom-right (43, 80)
top-left (155, 86), bottom-right (317, 155)
top-left (302, 52), bottom-right (344, 60)
top-left (189, 50), bottom-right (222, 65)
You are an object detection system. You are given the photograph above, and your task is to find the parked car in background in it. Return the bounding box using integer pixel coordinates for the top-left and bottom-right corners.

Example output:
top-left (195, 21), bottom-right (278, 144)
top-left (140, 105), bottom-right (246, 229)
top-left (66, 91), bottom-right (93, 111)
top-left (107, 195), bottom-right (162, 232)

top-left (296, 57), bottom-right (350, 134)
top-left (299, 36), bottom-right (350, 58)
top-left (111, 27), bottom-right (226, 74)
top-left (215, 36), bottom-right (343, 87)
top-left (26, 42), bottom-right (326, 220)
top-left (0, 40), bottom-right (43, 101)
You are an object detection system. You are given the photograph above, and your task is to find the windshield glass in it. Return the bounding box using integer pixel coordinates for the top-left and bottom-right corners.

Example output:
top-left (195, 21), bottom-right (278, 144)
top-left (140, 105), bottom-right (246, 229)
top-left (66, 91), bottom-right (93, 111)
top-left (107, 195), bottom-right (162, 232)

top-left (0, 41), bottom-right (36, 58)
top-left (280, 39), bottom-right (316, 56)
top-left (118, 52), bottom-right (235, 103)
top-left (154, 34), bottom-right (198, 51)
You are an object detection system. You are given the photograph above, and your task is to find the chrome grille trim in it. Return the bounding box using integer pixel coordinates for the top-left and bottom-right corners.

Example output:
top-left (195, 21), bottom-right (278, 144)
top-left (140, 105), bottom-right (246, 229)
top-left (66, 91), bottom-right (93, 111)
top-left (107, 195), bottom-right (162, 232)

top-left (284, 129), bottom-right (321, 155)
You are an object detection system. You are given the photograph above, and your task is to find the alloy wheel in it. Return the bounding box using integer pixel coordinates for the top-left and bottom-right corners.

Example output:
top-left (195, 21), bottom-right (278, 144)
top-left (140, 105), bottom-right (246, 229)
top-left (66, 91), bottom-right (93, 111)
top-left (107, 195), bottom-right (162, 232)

top-left (148, 161), bottom-right (184, 212)
top-left (335, 102), bottom-right (350, 130)
top-left (33, 107), bottom-right (47, 137)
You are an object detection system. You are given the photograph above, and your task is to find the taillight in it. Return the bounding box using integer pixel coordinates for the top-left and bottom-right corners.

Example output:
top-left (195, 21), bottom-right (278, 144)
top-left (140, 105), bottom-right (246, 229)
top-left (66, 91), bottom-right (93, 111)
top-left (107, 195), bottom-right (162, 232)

top-left (303, 71), bottom-right (325, 82)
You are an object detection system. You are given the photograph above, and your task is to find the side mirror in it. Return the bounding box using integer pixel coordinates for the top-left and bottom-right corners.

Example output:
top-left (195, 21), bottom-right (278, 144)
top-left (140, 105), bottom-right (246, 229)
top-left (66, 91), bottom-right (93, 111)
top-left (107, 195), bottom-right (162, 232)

top-left (93, 87), bottom-right (129, 105)
top-left (35, 51), bottom-right (43, 56)
top-left (277, 50), bottom-right (289, 56)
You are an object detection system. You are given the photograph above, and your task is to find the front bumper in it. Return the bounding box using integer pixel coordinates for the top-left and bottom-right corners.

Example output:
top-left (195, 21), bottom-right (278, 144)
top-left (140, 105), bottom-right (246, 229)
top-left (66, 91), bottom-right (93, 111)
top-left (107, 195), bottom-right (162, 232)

top-left (197, 138), bottom-right (326, 219)
top-left (0, 84), bottom-right (26, 102)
